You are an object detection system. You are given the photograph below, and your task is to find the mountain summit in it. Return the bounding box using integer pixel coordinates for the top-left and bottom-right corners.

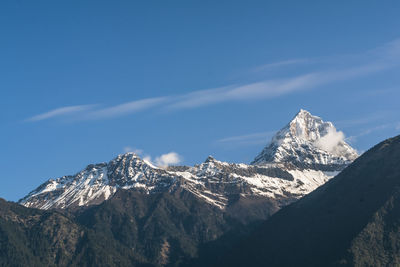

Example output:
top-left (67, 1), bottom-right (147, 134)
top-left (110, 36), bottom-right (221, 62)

top-left (252, 109), bottom-right (358, 170)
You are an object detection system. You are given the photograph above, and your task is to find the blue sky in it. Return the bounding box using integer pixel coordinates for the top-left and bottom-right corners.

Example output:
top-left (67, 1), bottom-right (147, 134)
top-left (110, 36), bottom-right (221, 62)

top-left (1, 1), bottom-right (400, 201)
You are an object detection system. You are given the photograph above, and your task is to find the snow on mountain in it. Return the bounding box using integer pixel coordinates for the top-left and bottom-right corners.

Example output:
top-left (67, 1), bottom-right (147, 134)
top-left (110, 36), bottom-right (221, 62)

top-left (19, 153), bottom-right (177, 209)
top-left (19, 109), bottom-right (358, 210)
top-left (252, 109), bottom-right (358, 170)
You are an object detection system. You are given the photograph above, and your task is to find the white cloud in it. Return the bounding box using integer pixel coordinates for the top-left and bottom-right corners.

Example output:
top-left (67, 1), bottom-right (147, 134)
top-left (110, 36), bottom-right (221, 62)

top-left (167, 73), bottom-right (319, 110)
top-left (315, 128), bottom-right (346, 154)
top-left (217, 131), bottom-right (275, 146)
top-left (371, 38), bottom-right (400, 62)
top-left (154, 152), bottom-right (182, 167)
top-left (253, 58), bottom-right (311, 72)
top-left (26, 105), bottom-right (94, 122)
top-left (85, 97), bottom-right (168, 119)
top-left (336, 113), bottom-right (388, 128)
top-left (125, 149), bottom-right (182, 167)
top-left (26, 39), bottom-right (400, 122)
top-left (348, 123), bottom-right (397, 140)
top-left (167, 54), bottom-right (397, 111)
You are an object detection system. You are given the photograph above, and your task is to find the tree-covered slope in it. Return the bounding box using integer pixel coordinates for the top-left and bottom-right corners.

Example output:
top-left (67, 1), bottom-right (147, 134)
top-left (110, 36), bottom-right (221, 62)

top-left (0, 198), bottom-right (86, 267)
top-left (0, 188), bottom-right (255, 266)
top-left (75, 188), bottom-right (245, 266)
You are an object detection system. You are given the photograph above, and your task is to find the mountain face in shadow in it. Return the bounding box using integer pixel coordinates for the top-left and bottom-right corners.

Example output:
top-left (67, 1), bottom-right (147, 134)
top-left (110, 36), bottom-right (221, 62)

top-left (217, 135), bottom-right (400, 267)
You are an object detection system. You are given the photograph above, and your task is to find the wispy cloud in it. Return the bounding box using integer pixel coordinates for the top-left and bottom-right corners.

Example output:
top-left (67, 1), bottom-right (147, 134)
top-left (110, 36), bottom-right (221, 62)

top-left (26, 39), bottom-right (400, 122)
top-left (26, 105), bottom-right (94, 122)
top-left (253, 58), bottom-right (311, 72)
top-left (167, 61), bottom-right (391, 111)
top-left (165, 39), bottom-right (400, 111)
top-left (369, 38), bottom-right (400, 62)
top-left (167, 73), bottom-right (319, 110)
top-left (347, 122), bottom-right (400, 142)
top-left (84, 97), bottom-right (168, 120)
top-left (336, 112), bottom-right (389, 128)
top-left (217, 131), bottom-right (275, 146)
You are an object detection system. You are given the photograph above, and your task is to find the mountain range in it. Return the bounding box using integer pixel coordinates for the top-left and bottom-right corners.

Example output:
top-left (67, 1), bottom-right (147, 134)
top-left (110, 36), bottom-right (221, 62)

top-left (5, 109), bottom-right (398, 266)
top-left (19, 109), bottom-right (357, 215)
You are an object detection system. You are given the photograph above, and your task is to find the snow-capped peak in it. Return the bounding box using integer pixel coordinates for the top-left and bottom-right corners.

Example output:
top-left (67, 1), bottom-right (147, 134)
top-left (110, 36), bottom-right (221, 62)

top-left (19, 152), bottom-right (173, 209)
top-left (252, 109), bottom-right (358, 169)
top-left (286, 109), bottom-right (326, 141)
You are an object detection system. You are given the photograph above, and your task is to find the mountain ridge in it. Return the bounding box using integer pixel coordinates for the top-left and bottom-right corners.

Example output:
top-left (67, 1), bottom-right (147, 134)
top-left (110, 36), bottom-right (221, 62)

top-left (19, 109), bottom-right (357, 211)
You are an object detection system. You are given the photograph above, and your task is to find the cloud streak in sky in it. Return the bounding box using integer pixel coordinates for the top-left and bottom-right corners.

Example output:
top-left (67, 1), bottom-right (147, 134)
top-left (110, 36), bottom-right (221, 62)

top-left (346, 122), bottom-right (400, 143)
top-left (253, 58), bottom-right (311, 72)
top-left (83, 97), bottom-right (168, 120)
top-left (167, 73), bottom-right (319, 110)
top-left (26, 105), bottom-right (94, 122)
top-left (166, 61), bottom-right (391, 111)
top-left (217, 131), bottom-right (276, 146)
top-left (26, 39), bottom-right (400, 122)
top-left (335, 112), bottom-right (390, 128)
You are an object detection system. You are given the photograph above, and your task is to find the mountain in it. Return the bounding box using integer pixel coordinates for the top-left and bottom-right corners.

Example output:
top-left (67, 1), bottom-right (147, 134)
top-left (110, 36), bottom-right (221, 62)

top-left (1, 109), bottom-right (363, 266)
top-left (20, 109), bottom-right (357, 216)
top-left (217, 134), bottom-right (400, 267)
top-left (252, 109), bottom-right (358, 170)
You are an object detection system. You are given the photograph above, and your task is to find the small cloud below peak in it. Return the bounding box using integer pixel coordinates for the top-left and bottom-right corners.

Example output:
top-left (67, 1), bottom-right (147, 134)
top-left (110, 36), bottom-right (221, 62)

top-left (314, 128), bottom-right (346, 154)
top-left (122, 147), bottom-right (182, 167)
top-left (154, 152), bottom-right (182, 167)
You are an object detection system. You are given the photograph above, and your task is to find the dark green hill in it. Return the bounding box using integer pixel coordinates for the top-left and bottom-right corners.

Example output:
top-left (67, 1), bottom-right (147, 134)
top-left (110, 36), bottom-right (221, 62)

top-left (218, 135), bottom-right (400, 267)
top-left (0, 188), bottom-right (257, 266)
top-left (74, 188), bottom-right (248, 266)
top-left (0, 198), bottom-right (85, 267)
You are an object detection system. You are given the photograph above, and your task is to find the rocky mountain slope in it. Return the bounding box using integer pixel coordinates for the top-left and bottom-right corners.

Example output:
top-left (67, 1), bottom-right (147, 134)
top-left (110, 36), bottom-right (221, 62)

top-left (216, 134), bottom-right (400, 267)
top-left (19, 110), bottom-right (357, 214)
